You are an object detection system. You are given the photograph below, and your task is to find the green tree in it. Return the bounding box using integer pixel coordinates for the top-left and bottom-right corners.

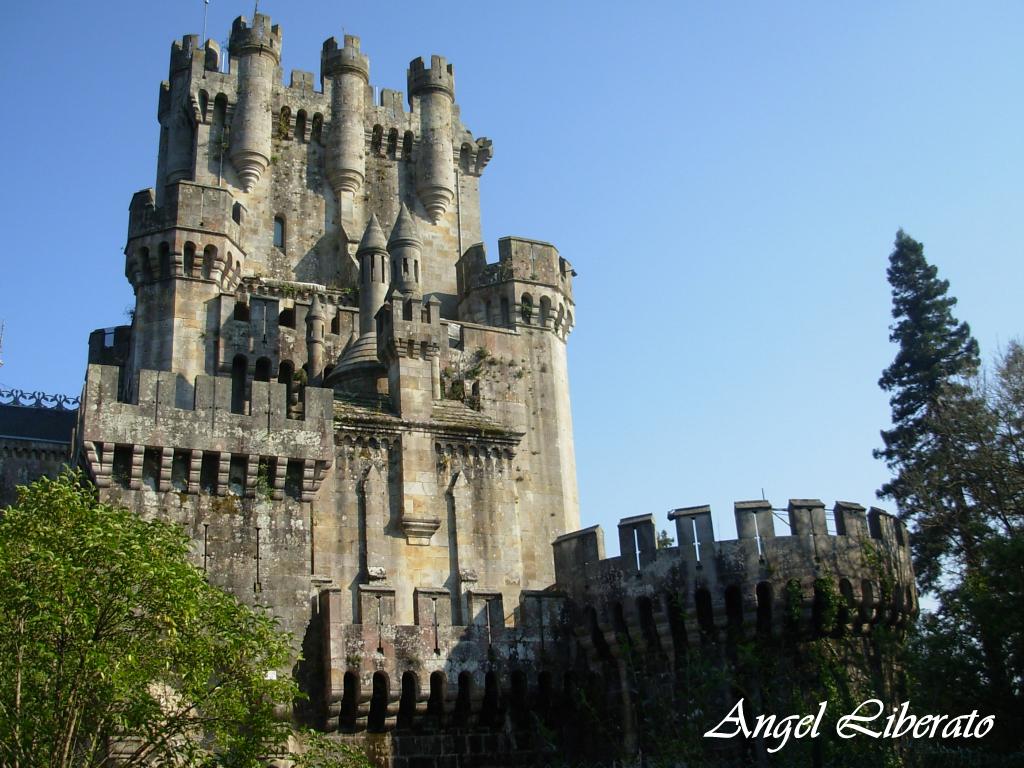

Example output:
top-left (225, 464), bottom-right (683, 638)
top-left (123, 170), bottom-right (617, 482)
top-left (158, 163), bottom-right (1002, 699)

top-left (875, 229), bottom-right (980, 544)
top-left (875, 230), bottom-right (1022, 751)
top-left (0, 471), bottom-right (298, 768)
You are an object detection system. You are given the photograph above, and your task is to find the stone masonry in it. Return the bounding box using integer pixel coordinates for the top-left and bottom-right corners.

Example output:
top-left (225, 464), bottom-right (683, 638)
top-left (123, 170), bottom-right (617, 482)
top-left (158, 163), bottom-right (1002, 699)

top-left (0, 13), bottom-right (919, 765)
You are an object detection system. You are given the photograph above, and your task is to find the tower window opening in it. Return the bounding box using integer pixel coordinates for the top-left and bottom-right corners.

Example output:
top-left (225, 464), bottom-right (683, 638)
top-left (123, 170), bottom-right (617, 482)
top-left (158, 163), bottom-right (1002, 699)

top-left (230, 355), bottom-right (248, 414)
top-left (273, 216), bottom-right (285, 250)
top-left (311, 113), bottom-right (323, 143)
top-left (295, 110), bottom-right (307, 142)
top-left (233, 301), bottom-right (250, 322)
top-left (402, 130), bottom-right (413, 159)
top-left (387, 127), bottom-right (398, 157)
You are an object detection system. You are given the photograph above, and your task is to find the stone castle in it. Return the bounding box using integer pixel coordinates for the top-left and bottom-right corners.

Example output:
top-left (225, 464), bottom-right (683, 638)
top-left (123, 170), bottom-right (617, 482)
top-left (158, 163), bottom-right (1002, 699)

top-left (0, 14), bottom-right (917, 765)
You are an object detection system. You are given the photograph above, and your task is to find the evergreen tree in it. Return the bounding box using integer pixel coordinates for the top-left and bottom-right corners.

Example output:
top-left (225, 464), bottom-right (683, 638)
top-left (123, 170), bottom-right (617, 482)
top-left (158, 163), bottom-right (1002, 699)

top-left (875, 229), bottom-right (980, 516)
top-left (875, 231), bottom-right (1022, 752)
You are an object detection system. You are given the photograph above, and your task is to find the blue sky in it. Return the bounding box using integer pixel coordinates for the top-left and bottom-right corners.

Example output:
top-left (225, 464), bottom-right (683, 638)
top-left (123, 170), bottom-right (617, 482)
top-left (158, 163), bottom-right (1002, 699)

top-left (2, 2), bottom-right (1021, 550)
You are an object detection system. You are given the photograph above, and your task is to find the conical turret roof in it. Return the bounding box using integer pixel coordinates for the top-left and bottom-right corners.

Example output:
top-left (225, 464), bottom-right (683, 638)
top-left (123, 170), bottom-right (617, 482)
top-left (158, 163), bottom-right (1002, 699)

top-left (357, 214), bottom-right (388, 254)
top-left (388, 202), bottom-right (421, 248)
top-left (307, 293), bottom-right (325, 320)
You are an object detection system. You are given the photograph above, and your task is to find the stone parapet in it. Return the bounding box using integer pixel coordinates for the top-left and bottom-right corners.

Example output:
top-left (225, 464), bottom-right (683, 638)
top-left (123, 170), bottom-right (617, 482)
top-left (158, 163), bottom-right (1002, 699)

top-left (554, 499), bottom-right (916, 656)
top-left (78, 364), bottom-right (333, 500)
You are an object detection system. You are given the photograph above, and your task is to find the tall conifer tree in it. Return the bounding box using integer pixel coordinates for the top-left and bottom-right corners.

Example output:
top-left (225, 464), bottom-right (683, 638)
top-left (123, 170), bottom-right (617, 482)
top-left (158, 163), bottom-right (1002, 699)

top-left (875, 229), bottom-right (980, 528)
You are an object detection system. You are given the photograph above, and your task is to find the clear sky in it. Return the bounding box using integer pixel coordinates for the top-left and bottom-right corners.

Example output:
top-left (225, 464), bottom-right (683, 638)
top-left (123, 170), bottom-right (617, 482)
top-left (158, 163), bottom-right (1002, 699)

top-left (1, 2), bottom-right (1021, 551)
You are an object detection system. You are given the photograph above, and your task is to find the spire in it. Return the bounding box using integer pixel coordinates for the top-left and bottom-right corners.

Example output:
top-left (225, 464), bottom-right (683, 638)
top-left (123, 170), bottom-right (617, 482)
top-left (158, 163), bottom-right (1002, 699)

top-left (388, 203), bottom-right (423, 296)
top-left (357, 214), bottom-right (388, 254)
top-left (388, 202), bottom-right (421, 249)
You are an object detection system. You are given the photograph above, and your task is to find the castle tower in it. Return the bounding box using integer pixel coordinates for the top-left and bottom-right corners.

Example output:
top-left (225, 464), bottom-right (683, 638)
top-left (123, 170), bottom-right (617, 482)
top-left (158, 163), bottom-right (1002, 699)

top-left (387, 202), bottom-right (422, 297)
top-left (306, 294), bottom-right (326, 386)
top-left (159, 35), bottom-right (199, 191)
top-left (324, 215), bottom-right (389, 391)
top-left (322, 35), bottom-right (369, 199)
top-left (408, 56), bottom-right (456, 222)
top-left (228, 15), bottom-right (282, 192)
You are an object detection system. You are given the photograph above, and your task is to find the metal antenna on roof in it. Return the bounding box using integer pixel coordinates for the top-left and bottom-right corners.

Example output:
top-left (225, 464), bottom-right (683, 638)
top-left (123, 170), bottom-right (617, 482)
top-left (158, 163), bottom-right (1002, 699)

top-left (202, 0), bottom-right (210, 48)
top-left (0, 320), bottom-right (5, 368)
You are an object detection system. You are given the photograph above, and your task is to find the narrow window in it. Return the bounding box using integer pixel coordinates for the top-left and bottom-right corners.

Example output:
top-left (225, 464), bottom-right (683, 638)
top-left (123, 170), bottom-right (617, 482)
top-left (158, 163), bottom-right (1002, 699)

top-left (230, 355), bottom-right (247, 414)
top-left (273, 216), bottom-right (285, 250)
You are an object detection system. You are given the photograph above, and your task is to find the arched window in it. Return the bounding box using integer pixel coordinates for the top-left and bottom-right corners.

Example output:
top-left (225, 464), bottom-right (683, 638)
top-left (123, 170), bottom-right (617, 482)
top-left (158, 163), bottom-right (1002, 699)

top-left (368, 672), bottom-right (389, 732)
top-left (459, 142), bottom-right (473, 173)
top-left (454, 671), bottom-right (473, 726)
top-left (330, 313), bottom-right (340, 335)
top-left (273, 216), bottom-right (285, 250)
top-left (295, 109), bottom-right (307, 142)
top-left (397, 671), bottom-right (417, 729)
top-left (202, 245), bottom-right (217, 279)
top-left (158, 242), bottom-right (172, 280)
top-left (278, 307), bottom-right (295, 329)
top-left (230, 355), bottom-right (247, 414)
top-left (402, 130), bottom-right (413, 159)
top-left (311, 113), bottom-right (323, 143)
top-left (481, 671), bottom-right (500, 727)
top-left (233, 300), bottom-right (250, 322)
top-left (427, 671), bottom-right (446, 722)
top-left (198, 90), bottom-right (209, 122)
top-left (340, 671), bottom-right (359, 731)
top-left (371, 125), bottom-right (383, 155)
top-left (254, 357), bottom-right (271, 382)
top-left (539, 296), bottom-right (552, 327)
top-left (278, 106), bottom-right (291, 139)
top-left (387, 127), bottom-right (398, 157)
top-left (183, 242), bottom-right (196, 277)
top-left (520, 293), bottom-right (533, 324)
top-left (232, 202), bottom-right (244, 225)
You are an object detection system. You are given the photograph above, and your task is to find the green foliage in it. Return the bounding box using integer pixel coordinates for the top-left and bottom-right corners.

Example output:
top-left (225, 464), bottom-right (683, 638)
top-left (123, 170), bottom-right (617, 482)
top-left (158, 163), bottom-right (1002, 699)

top-left (875, 229), bottom-right (980, 509)
top-left (656, 529), bottom-right (674, 549)
top-left (292, 730), bottom-right (372, 768)
top-left (0, 471), bottom-right (298, 768)
top-left (874, 229), bottom-right (1024, 753)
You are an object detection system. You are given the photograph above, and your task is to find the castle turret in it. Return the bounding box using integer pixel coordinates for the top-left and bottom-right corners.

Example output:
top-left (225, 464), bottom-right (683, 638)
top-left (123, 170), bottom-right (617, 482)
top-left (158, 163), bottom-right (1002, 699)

top-left (306, 294), bottom-right (326, 386)
top-left (324, 215), bottom-right (390, 391)
top-left (322, 35), bottom-right (369, 199)
top-left (158, 35), bottom-right (200, 191)
top-left (408, 56), bottom-right (456, 222)
top-left (387, 203), bottom-right (422, 297)
top-left (228, 15), bottom-right (282, 192)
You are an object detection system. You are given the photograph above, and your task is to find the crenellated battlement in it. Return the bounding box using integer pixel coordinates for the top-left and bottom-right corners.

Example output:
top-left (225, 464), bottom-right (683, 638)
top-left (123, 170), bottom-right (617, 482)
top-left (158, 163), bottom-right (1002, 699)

top-left (169, 34), bottom-right (200, 75)
top-left (127, 183), bottom-right (242, 243)
top-left (408, 55), bottom-right (455, 100)
top-left (228, 14), bottom-right (281, 62)
top-left (321, 35), bottom-right (369, 83)
top-left (78, 364), bottom-right (333, 500)
top-left (455, 238), bottom-right (576, 336)
top-left (553, 499), bottom-right (916, 655)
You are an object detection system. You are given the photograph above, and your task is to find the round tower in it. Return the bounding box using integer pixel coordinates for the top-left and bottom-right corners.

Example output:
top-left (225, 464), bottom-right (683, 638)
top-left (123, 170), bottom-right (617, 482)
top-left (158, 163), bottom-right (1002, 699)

top-left (324, 215), bottom-right (390, 391)
top-left (306, 294), bottom-right (326, 386)
top-left (388, 202), bottom-right (422, 296)
top-left (322, 35), bottom-right (369, 197)
top-left (408, 56), bottom-right (456, 222)
top-left (228, 14), bottom-right (281, 192)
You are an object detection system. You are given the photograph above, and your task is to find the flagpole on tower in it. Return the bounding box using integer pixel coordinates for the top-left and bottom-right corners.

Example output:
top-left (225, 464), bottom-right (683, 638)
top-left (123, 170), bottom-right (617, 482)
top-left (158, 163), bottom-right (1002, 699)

top-left (202, 0), bottom-right (210, 48)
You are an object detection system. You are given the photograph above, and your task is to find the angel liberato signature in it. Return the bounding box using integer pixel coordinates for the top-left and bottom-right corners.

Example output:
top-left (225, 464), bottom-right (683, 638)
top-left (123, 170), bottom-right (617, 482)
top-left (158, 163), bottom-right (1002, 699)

top-left (704, 699), bottom-right (994, 754)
